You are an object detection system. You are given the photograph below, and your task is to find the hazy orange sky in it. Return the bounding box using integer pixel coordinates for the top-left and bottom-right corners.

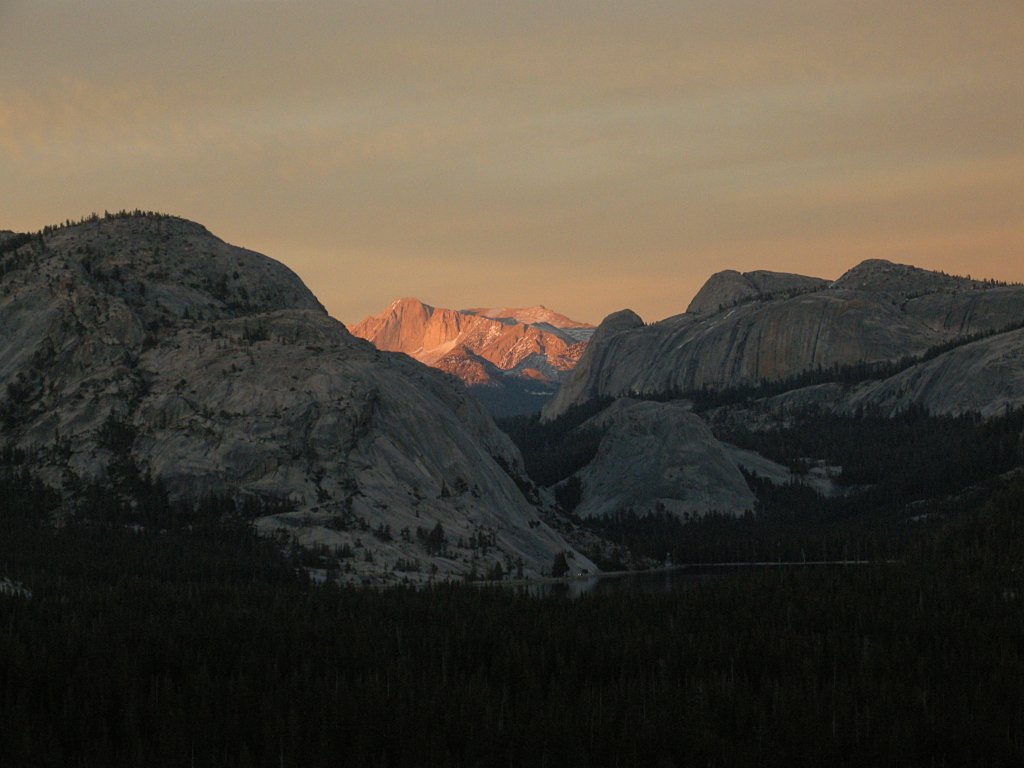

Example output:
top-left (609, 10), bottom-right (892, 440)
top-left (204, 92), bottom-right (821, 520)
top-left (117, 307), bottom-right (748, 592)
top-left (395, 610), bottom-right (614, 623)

top-left (2, 1), bottom-right (1022, 325)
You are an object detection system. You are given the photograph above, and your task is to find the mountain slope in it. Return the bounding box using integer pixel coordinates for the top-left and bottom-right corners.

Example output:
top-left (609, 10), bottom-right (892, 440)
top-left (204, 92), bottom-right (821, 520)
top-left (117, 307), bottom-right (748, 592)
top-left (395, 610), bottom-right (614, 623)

top-left (722, 326), bottom-right (1024, 423)
top-left (545, 260), bottom-right (1024, 420)
top-left (845, 327), bottom-right (1024, 417)
top-left (570, 400), bottom-right (762, 519)
top-left (461, 305), bottom-right (596, 342)
top-left (0, 213), bottom-right (593, 581)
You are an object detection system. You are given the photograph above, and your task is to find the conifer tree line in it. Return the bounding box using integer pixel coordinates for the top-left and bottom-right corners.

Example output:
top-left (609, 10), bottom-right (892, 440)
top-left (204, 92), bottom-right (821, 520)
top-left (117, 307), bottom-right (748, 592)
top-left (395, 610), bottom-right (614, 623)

top-left (500, 396), bottom-right (1024, 567)
top-left (2, 465), bottom-right (1024, 766)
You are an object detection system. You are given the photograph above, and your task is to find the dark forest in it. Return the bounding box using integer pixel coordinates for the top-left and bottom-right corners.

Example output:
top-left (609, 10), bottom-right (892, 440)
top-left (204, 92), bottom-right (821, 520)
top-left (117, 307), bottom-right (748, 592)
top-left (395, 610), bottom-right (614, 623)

top-left (3, 454), bottom-right (1024, 766)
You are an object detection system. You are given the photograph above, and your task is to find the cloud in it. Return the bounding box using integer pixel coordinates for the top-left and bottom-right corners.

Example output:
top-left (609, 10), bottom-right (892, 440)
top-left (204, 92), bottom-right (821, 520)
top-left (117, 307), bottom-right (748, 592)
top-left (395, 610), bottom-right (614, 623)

top-left (1, 0), bottom-right (1021, 322)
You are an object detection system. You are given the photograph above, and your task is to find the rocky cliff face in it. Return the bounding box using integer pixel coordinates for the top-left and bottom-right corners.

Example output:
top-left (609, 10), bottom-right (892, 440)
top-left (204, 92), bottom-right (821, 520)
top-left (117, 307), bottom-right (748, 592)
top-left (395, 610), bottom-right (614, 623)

top-left (843, 328), bottom-right (1024, 418)
top-left (351, 298), bottom-right (593, 416)
top-left (734, 328), bottom-right (1024, 421)
top-left (545, 260), bottom-right (1024, 420)
top-left (0, 214), bottom-right (593, 582)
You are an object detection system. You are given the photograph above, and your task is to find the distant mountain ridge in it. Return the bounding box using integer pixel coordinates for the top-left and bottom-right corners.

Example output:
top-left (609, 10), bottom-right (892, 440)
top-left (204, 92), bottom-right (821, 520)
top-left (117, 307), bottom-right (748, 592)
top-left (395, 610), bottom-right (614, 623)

top-left (351, 298), bottom-right (594, 416)
top-left (546, 259), bottom-right (1024, 420)
top-left (461, 306), bottom-right (595, 342)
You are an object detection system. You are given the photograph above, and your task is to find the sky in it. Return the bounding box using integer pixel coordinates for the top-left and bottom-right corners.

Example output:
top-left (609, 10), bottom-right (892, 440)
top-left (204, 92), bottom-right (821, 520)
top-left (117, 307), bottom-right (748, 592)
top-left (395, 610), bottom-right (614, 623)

top-left (2, 1), bottom-right (1022, 326)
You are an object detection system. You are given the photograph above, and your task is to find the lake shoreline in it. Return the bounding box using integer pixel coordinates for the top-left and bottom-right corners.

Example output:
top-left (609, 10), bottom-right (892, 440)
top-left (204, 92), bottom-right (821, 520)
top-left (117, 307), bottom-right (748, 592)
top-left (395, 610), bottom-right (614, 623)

top-left (479, 558), bottom-right (898, 593)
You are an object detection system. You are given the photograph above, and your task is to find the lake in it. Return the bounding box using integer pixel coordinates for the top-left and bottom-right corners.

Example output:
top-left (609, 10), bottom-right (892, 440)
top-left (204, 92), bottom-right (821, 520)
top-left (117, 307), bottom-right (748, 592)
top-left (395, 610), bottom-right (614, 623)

top-left (512, 560), bottom-right (878, 598)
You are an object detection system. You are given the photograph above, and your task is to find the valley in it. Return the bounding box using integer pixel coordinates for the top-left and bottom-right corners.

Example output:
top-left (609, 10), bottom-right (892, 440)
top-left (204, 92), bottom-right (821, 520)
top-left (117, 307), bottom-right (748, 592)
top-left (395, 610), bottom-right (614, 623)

top-left (4, 212), bottom-right (1024, 583)
top-left (3, 213), bottom-right (1024, 766)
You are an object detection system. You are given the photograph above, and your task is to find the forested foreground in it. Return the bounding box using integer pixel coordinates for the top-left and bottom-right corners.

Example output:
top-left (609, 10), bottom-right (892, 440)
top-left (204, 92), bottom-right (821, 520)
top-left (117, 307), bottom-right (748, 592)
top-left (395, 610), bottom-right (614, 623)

top-left (2, 473), bottom-right (1024, 766)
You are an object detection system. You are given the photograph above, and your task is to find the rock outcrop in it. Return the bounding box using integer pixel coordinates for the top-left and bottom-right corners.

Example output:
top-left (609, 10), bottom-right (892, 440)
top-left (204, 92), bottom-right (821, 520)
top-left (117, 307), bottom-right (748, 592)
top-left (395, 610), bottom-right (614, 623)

top-left (351, 298), bottom-right (593, 416)
top-left (687, 269), bottom-right (828, 315)
top-left (704, 327), bottom-right (1024, 430)
top-left (545, 260), bottom-right (1024, 420)
top-left (567, 399), bottom-right (779, 519)
top-left (0, 214), bottom-right (593, 582)
top-left (842, 328), bottom-right (1024, 418)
